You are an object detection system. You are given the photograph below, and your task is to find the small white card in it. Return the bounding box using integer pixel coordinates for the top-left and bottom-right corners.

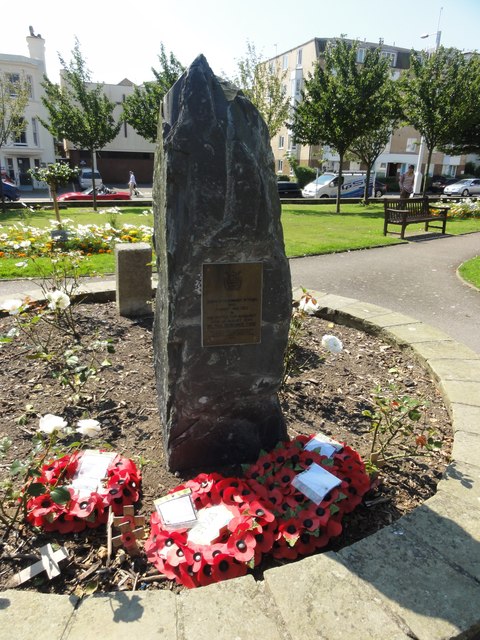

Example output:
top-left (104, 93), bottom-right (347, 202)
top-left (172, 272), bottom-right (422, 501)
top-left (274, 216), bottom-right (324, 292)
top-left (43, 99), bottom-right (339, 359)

top-left (187, 504), bottom-right (234, 546)
top-left (155, 489), bottom-right (198, 529)
top-left (70, 450), bottom-right (117, 498)
top-left (304, 432), bottom-right (343, 457)
top-left (292, 463), bottom-right (342, 505)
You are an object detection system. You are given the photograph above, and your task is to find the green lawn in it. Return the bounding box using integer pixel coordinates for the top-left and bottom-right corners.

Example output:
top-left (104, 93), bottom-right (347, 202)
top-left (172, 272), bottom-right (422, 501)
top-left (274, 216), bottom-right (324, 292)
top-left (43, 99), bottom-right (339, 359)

top-left (1, 202), bottom-right (480, 279)
top-left (458, 256), bottom-right (480, 289)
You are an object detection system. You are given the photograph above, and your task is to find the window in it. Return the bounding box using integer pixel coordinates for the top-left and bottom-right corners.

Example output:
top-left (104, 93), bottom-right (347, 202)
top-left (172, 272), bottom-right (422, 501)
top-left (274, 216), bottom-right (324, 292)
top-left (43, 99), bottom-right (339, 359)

top-left (381, 51), bottom-right (396, 67)
top-left (32, 118), bottom-right (39, 146)
top-left (277, 159), bottom-right (283, 173)
top-left (295, 79), bottom-right (302, 95)
top-left (296, 48), bottom-right (303, 67)
top-left (7, 73), bottom-right (20, 95)
top-left (13, 118), bottom-right (27, 145)
top-left (278, 135), bottom-right (285, 149)
top-left (357, 48), bottom-right (366, 63)
top-left (406, 138), bottom-right (418, 152)
top-left (26, 75), bottom-right (33, 98)
top-left (282, 54), bottom-right (289, 70)
top-left (443, 165), bottom-right (457, 177)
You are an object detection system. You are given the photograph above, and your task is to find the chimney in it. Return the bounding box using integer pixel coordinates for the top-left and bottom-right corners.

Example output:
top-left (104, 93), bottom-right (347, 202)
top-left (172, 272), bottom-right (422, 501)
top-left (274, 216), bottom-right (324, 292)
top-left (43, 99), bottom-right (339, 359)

top-left (27, 27), bottom-right (46, 73)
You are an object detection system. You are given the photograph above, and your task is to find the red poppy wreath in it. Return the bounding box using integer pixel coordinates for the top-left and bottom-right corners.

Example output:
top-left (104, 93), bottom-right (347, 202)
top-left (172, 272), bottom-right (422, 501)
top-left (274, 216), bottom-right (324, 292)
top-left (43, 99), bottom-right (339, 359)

top-left (25, 451), bottom-right (141, 534)
top-left (145, 473), bottom-right (276, 588)
top-left (244, 435), bottom-right (370, 560)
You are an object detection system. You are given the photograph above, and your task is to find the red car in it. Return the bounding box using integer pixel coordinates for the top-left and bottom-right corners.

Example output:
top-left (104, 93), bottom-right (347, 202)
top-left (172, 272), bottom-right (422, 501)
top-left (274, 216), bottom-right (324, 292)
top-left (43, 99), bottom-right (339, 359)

top-left (57, 186), bottom-right (131, 201)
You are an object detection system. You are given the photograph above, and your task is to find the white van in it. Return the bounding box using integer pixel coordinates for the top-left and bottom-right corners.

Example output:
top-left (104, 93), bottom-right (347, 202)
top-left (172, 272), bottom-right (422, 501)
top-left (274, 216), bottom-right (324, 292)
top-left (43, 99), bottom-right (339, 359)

top-left (78, 168), bottom-right (103, 189)
top-left (302, 172), bottom-right (371, 198)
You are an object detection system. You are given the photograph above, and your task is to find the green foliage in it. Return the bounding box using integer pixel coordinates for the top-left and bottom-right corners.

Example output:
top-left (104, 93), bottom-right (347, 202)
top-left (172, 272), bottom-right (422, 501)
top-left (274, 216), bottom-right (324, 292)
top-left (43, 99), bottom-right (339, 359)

top-left (291, 39), bottom-right (394, 212)
top-left (362, 385), bottom-right (442, 474)
top-left (293, 165), bottom-right (318, 188)
top-left (458, 255), bottom-right (480, 289)
top-left (28, 163), bottom-right (80, 226)
top-left (232, 41), bottom-right (290, 139)
top-left (400, 46), bottom-right (473, 193)
top-left (122, 44), bottom-right (185, 142)
top-left (40, 39), bottom-right (121, 210)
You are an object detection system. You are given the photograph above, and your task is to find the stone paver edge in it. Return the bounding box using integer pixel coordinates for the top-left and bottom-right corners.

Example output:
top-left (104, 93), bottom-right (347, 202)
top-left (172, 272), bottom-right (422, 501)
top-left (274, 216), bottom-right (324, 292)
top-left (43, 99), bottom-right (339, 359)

top-left (1, 283), bottom-right (479, 638)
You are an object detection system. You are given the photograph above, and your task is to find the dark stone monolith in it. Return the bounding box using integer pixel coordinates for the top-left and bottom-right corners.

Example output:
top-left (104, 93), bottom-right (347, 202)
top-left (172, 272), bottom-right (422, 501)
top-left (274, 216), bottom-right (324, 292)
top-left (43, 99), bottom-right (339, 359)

top-left (152, 55), bottom-right (291, 472)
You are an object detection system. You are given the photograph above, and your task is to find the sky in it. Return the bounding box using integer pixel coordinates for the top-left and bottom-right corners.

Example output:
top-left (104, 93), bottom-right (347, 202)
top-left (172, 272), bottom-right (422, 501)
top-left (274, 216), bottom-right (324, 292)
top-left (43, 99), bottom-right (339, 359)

top-left (1, 0), bottom-right (479, 85)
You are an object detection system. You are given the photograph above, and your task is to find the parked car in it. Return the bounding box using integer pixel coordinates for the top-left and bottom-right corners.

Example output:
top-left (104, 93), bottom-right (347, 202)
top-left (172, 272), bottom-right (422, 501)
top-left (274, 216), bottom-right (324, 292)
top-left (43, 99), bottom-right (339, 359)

top-left (78, 168), bottom-right (103, 189)
top-left (443, 178), bottom-right (480, 197)
top-left (57, 186), bottom-right (131, 202)
top-left (277, 181), bottom-right (303, 198)
top-left (302, 172), bottom-right (386, 198)
top-left (1, 180), bottom-right (20, 201)
top-left (429, 175), bottom-right (458, 194)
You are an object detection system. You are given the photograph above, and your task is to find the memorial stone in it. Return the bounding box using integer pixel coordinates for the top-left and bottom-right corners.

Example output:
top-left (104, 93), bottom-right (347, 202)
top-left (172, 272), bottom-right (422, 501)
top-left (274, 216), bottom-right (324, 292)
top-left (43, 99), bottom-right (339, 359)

top-left (153, 55), bottom-right (292, 471)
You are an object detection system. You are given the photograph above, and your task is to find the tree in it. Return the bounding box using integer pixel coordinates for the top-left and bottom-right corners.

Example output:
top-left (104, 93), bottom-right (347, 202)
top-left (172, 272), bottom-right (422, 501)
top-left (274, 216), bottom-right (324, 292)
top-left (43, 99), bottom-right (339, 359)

top-left (232, 41), bottom-right (290, 139)
top-left (400, 46), bottom-right (472, 194)
top-left (291, 39), bottom-right (393, 212)
top-left (29, 163), bottom-right (79, 228)
top-left (39, 39), bottom-right (121, 210)
top-left (0, 72), bottom-right (30, 208)
top-left (122, 44), bottom-right (185, 143)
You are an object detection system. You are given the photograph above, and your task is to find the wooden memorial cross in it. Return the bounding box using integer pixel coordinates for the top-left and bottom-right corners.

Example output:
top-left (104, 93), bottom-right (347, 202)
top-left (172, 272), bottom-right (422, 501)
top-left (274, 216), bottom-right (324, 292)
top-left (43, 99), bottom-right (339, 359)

top-left (111, 505), bottom-right (146, 556)
top-left (8, 543), bottom-right (69, 587)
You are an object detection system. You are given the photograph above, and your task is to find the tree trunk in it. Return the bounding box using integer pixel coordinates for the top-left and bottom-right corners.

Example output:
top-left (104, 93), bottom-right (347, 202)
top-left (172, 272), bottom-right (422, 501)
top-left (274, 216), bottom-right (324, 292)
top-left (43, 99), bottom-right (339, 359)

top-left (51, 187), bottom-right (62, 228)
top-left (422, 147), bottom-right (434, 197)
top-left (336, 153), bottom-right (343, 213)
top-left (91, 149), bottom-right (98, 212)
top-left (364, 164), bottom-right (372, 204)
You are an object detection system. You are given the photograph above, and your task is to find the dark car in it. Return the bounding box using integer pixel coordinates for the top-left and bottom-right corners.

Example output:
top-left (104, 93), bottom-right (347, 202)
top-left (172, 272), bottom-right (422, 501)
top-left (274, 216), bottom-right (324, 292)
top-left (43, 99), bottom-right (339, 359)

top-left (1, 180), bottom-right (20, 201)
top-left (277, 181), bottom-right (303, 198)
top-left (373, 180), bottom-right (387, 197)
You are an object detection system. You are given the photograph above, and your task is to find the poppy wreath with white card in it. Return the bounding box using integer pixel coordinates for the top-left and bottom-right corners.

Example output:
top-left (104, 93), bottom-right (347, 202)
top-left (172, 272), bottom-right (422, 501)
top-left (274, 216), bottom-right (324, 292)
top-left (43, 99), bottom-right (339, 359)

top-left (244, 435), bottom-right (370, 560)
top-left (25, 450), bottom-right (141, 534)
top-left (145, 473), bottom-right (276, 588)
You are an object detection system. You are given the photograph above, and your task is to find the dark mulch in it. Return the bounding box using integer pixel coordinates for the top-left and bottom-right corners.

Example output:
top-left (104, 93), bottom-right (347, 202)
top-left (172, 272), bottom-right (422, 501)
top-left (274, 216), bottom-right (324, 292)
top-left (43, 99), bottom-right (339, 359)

top-left (0, 302), bottom-right (452, 594)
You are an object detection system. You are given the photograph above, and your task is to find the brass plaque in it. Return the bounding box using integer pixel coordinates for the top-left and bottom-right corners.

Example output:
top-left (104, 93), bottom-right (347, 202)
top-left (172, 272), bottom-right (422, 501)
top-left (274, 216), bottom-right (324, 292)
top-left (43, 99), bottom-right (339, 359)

top-left (202, 262), bottom-right (263, 347)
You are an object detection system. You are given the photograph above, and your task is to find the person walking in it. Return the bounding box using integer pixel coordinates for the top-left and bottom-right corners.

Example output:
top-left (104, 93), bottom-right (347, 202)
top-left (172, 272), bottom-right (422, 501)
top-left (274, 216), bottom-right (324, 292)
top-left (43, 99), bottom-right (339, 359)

top-left (399, 165), bottom-right (415, 199)
top-left (128, 171), bottom-right (137, 197)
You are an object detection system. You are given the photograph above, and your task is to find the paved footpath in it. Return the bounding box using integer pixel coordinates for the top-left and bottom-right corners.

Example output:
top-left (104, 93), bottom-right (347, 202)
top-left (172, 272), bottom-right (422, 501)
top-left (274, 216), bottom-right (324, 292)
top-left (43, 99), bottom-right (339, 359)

top-left (1, 234), bottom-right (480, 639)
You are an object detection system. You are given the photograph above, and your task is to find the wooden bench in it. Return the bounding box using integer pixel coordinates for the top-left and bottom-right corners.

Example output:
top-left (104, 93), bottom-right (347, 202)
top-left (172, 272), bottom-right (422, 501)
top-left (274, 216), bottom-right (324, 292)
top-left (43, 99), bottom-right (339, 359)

top-left (383, 197), bottom-right (450, 239)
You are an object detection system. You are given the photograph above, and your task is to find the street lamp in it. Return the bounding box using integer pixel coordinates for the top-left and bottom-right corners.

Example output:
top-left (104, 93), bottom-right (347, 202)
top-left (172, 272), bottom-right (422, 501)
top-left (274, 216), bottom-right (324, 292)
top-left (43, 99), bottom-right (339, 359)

top-left (413, 9), bottom-right (443, 194)
top-left (412, 30), bottom-right (442, 194)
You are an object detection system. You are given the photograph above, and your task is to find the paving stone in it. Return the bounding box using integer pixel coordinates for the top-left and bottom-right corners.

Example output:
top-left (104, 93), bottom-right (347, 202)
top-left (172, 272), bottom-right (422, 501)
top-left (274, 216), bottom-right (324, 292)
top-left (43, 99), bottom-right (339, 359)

top-left (452, 429), bottom-right (480, 467)
top-left (386, 323), bottom-right (453, 345)
top-left (450, 403), bottom-right (480, 436)
top-left (408, 340), bottom-right (479, 361)
top-left (428, 358), bottom-right (480, 381)
top-left (315, 293), bottom-right (358, 310)
top-left (438, 380), bottom-right (480, 407)
top-left (363, 312), bottom-right (420, 328)
top-left (338, 525), bottom-right (480, 640)
top-left (393, 490), bottom-right (480, 581)
top-left (341, 301), bottom-right (393, 320)
top-left (0, 590), bottom-right (78, 640)
top-left (65, 591), bottom-right (177, 639)
top-left (437, 459), bottom-right (480, 507)
top-left (179, 575), bottom-right (287, 640)
top-left (264, 552), bottom-right (410, 640)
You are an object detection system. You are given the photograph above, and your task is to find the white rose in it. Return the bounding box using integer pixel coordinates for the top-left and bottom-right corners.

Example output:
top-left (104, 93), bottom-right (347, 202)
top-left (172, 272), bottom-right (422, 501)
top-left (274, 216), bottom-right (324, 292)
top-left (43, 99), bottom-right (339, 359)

top-left (321, 334), bottom-right (343, 354)
top-left (1, 298), bottom-right (27, 315)
top-left (298, 294), bottom-right (320, 315)
top-left (76, 419), bottom-right (101, 437)
top-left (46, 290), bottom-right (71, 311)
top-left (38, 414), bottom-right (68, 434)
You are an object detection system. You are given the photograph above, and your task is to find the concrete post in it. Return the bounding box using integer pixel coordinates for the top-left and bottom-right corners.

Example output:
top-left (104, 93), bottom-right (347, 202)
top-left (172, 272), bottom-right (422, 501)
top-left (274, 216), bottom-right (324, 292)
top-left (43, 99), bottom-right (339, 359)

top-left (115, 242), bottom-right (152, 317)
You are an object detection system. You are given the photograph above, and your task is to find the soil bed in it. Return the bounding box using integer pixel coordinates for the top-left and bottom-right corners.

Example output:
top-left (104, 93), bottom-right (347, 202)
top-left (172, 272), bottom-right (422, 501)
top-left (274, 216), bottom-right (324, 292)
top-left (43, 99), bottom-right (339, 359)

top-left (0, 301), bottom-right (452, 594)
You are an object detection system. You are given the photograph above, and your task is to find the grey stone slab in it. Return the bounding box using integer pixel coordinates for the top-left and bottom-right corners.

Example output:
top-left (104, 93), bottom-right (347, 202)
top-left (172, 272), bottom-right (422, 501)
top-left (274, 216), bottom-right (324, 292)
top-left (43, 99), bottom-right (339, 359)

top-left (438, 380), bottom-right (480, 407)
top-left (451, 403), bottom-right (480, 436)
top-left (0, 590), bottom-right (78, 640)
top-left (452, 430), bottom-right (480, 467)
top-left (408, 340), bottom-right (480, 362)
top-left (315, 293), bottom-right (358, 310)
top-left (264, 552), bottom-right (410, 640)
top-left (342, 301), bottom-right (397, 320)
top-left (361, 312), bottom-right (420, 328)
top-left (65, 591), bottom-right (177, 639)
top-left (387, 323), bottom-right (453, 345)
top-left (437, 460), bottom-right (480, 507)
top-left (338, 525), bottom-right (480, 640)
top-left (179, 575), bottom-right (287, 640)
top-left (428, 358), bottom-right (480, 382)
top-left (394, 490), bottom-right (480, 581)
top-left (115, 242), bottom-right (153, 316)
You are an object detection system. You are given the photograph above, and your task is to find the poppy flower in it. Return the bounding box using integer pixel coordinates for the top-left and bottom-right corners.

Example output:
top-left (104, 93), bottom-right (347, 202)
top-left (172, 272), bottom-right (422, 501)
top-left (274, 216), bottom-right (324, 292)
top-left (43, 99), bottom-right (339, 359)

top-left (227, 527), bottom-right (256, 563)
top-left (279, 518), bottom-right (301, 546)
top-left (211, 553), bottom-right (248, 582)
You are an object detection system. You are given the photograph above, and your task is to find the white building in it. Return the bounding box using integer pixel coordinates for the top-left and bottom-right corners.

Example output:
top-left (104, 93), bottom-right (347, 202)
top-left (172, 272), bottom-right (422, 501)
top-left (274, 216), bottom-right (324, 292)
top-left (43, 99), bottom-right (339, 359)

top-left (0, 29), bottom-right (56, 190)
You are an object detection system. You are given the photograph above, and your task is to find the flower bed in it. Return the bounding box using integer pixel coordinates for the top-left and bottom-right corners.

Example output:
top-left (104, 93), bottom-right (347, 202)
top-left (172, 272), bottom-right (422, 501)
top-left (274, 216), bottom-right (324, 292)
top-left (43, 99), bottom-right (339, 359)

top-left (26, 451), bottom-right (141, 534)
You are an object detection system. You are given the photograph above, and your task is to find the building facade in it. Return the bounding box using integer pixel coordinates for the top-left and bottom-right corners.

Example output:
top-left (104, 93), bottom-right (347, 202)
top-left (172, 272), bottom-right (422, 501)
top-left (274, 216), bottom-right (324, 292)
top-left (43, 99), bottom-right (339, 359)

top-left (268, 37), bottom-right (466, 181)
top-left (0, 30), bottom-right (56, 190)
top-left (1, 30), bottom-right (156, 189)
